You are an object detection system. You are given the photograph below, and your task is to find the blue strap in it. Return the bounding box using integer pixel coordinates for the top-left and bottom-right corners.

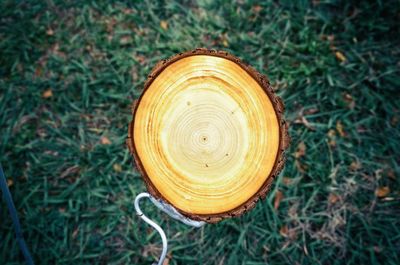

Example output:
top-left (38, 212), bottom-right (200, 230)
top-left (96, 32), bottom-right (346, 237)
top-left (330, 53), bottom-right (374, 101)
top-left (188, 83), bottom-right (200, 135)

top-left (0, 164), bottom-right (34, 265)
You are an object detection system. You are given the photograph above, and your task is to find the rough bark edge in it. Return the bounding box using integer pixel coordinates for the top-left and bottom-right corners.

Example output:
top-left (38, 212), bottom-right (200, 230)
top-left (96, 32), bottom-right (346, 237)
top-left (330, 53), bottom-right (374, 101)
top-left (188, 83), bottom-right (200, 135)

top-left (126, 48), bottom-right (290, 223)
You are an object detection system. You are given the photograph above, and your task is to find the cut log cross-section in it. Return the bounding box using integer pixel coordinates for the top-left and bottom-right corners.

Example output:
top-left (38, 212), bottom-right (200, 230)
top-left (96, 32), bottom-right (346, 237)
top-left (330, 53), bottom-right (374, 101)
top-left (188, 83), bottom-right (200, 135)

top-left (127, 49), bottom-right (289, 223)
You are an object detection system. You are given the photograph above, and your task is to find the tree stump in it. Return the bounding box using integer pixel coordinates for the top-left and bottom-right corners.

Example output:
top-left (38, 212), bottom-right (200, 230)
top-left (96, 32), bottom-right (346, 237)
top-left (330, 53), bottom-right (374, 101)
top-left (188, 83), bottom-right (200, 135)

top-left (127, 49), bottom-right (289, 223)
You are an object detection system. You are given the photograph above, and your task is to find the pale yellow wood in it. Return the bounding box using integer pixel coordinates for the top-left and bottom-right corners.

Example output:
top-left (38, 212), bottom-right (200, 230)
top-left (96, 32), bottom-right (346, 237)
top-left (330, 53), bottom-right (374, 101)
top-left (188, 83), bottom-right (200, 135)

top-left (134, 55), bottom-right (280, 215)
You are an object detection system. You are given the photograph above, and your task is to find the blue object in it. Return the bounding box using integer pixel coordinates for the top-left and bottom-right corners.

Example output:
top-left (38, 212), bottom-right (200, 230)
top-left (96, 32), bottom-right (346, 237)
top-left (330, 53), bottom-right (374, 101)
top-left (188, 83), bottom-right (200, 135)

top-left (0, 164), bottom-right (34, 265)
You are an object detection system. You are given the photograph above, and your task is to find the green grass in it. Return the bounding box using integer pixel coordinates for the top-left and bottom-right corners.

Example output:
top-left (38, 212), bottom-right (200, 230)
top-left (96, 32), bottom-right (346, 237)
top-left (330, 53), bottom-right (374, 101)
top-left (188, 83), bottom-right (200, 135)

top-left (1, 0), bottom-right (399, 264)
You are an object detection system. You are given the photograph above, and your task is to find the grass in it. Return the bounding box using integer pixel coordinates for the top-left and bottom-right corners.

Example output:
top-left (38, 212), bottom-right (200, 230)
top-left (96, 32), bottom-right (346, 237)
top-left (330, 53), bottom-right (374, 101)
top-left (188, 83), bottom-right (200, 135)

top-left (1, 0), bottom-right (399, 264)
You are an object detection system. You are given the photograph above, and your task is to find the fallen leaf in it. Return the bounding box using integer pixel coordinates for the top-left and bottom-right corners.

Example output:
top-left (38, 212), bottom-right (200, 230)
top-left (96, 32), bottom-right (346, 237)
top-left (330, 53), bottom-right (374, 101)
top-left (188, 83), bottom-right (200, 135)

top-left (100, 136), bottom-right (111, 145)
top-left (327, 129), bottom-right (336, 138)
top-left (373, 246), bottom-right (382, 253)
top-left (343, 93), bottom-right (355, 109)
top-left (294, 110), bottom-right (315, 130)
top-left (88, 128), bottom-right (103, 134)
top-left (60, 165), bottom-right (80, 179)
top-left (263, 245), bottom-right (270, 253)
top-left (220, 33), bottom-right (229, 47)
top-left (349, 161), bottom-right (361, 171)
top-left (391, 116), bottom-right (399, 126)
top-left (282, 177), bottom-right (292, 185)
top-left (72, 227), bottom-right (79, 238)
top-left (42, 89), bottom-right (53, 98)
top-left (274, 190), bottom-right (284, 210)
top-left (304, 244), bottom-right (309, 255)
top-left (335, 51), bottom-right (347, 62)
top-left (35, 66), bottom-right (43, 77)
top-left (46, 28), bottom-right (54, 36)
top-left (328, 193), bottom-right (340, 204)
top-left (387, 169), bottom-right (396, 180)
top-left (162, 257), bottom-right (170, 265)
top-left (375, 186), bottom-right (390, 198)
top-left (336, 121), bottom-right (346, 137)
top-left (304, 108), bottom-right (319, 115)
top-left (253, 5), bottom-right (262, 13)
top-left (7, 179), bottom-right (13, 187)
top-left (113, 163), bottom-right (122, 172)
top-left (375, 169), bottom-right (384, 180)
top-left (280, 225), bottom-right (288, 237)
top-left (357, 126), bottom-right (367, 133)
top-left (295, 160), bottom-right (307, 173)
top-left (160, 20), bottom-right (168, 30)
top-left (105, 18), bottom-right (117, 33)
top-left (295, 142), bottom-right (306, 158)
top-left (327, 129), bottom-right (337, 147)
top-left (120, 36), bottom-right (132, 45)
top-left (123, 8), bottom-right (133, 14)
top-left (135, 54), bottom-right (147, 65)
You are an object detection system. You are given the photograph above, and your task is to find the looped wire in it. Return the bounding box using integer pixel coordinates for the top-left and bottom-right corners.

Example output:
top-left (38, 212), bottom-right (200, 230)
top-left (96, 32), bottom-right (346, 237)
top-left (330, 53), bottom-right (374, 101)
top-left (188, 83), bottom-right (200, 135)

top-left (134, 192), bottom-right (205, 265)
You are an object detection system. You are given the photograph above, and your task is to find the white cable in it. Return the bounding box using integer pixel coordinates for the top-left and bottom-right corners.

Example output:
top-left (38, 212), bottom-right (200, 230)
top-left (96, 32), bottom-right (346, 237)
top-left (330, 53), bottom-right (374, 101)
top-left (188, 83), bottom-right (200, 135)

top-left (134, 192), bottom-right (168, 265)
top-left (134, 192), bottom-right (206, 265)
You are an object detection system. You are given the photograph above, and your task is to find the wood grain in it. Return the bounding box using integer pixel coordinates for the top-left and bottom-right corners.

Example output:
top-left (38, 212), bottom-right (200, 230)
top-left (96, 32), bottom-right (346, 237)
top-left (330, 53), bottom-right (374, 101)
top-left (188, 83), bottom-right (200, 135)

top-left (127, 49), bottom-right (289, 223)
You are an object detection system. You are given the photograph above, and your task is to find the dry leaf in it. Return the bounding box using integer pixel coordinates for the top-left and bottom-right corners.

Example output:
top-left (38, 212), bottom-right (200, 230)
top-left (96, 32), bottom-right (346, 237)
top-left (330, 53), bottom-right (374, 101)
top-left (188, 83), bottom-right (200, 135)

top-left (100, 136), bottom-right (111, 145)
top-left (327, 129), bottom-right (336, 138)
top-left (7, 179), bottom-right (13, 187)
top-left (60, 165), bottom-right (80, 179)
top-left (46, 28), bottom-right (54, 36)
top-left (336, 121), bottom-right (346, 137)
top-left (335, 51), bottom-right (347, 62)
top-left (160, 20), bottom-right (168, 30)
top-left (162, 257), bottom-right (170, 265)
top-left (34, 66), bottom-right (43, 77)
top-left (123, 8), bottom-right (133, 14)
top-left (328, 139), bottom-right (336, 147)
top-left (295, 160), bottom-right (307, 173)
top-left (113, 163), bottom-right (122, 172)
top-left (274, 190), bottom-right (284, 210)
top-left (304, 108), bottom-right (318, 115)
top-left (328, 193), bottom-right (340, 204)
top-left (72, 228), bottom-right (79, 238)
top-left (220, 33), bottom-right (229, 47)
top-left (42, 89), bottom-right (53, 98)
top-left (387, 169), bottom-right (396, 180)
top-left (349, 161), bottom-right (361, 171)
top-left (105, 18), bottom-right (117, 33)
top-left (253, 5), bottom-right (262, 13)
top-left (343, 93), bottom-right (355, 109)
top-left (136, 54), bottom-right (147, 65)
top-left (375, 186), bottom-right (390, 198)
top-left (327, 129), bottom-right (336, 147)
top-left (280, 225), bottom-right (288, 237)
top-left (295, 141), bottom-right (306, 158)
top-left (373, 246), bottom-right (382, 253)
top-left (304, 244), bottom-right (309, 255)
top-left (282, 177), bottom-right (292, 186)
top-left (391, 116), bottom-right (399, 126)
top-left (294, 110), bottom-right (315, 130)
top-left (120, 36), bottom-right (132, 45)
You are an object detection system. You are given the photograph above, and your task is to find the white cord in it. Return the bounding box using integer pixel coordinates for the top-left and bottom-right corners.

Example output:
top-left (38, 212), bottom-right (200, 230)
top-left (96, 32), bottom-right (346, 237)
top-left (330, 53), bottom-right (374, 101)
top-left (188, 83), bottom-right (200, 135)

top-left (134, 192), bottom-right (168, 265)
top-left (134, 192), bottom-right (206, 265)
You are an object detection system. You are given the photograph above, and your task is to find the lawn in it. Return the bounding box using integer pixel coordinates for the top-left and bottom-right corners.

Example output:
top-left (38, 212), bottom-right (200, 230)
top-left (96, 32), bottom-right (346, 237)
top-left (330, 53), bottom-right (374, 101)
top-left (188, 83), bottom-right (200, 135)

top-left (1, 0), bottom-right (399, 264)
